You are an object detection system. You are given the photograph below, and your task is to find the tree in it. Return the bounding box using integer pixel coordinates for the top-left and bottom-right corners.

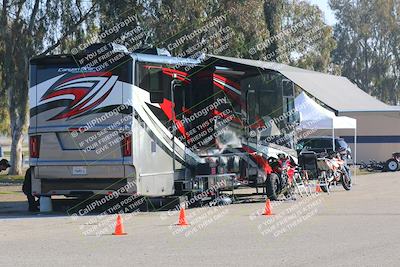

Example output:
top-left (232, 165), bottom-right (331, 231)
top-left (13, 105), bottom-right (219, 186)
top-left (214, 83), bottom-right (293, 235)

top-left (0, 0), bottom-right (97, 175)
top-left (263, 0), bottom-right (284, 60)
top-left (261, 0), bottom-right (336, 72)
top-left (330, 0), bottom-right (400, 104)
top-left (97, 0), bottom-right (146, 43)
top-left (284, 0), bottom-right (337, 72)
top-left (150, 0), bottom-right (267, 58)
top-left (221, 0), bottom-right (268, 58)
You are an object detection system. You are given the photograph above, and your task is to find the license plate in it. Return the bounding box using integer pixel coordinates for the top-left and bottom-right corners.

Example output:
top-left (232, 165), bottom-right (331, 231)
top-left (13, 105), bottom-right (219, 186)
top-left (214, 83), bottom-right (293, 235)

top-left (72, 166), bottom-right (87, 175)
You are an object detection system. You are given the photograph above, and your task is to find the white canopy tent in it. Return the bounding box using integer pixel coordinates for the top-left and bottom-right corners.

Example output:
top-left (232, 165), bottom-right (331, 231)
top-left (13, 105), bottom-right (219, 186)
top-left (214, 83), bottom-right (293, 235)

top-left (295, 92), bottom-right (357, 181)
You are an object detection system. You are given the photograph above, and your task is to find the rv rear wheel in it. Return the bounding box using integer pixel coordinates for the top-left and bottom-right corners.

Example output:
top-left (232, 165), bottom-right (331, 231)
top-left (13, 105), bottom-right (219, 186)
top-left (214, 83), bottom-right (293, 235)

top-left (266, 173), bottom-right (279, 200)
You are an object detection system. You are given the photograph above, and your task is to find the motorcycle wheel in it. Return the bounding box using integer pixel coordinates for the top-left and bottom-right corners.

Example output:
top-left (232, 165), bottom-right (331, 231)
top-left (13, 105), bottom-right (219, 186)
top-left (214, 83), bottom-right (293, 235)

top-left (320, 182), bottom-right (330, 192)
top-left (341, 168), bottom-right (352, 191)
top-left (266, 173), bottom-right (280, 200)
top-left (385, 159), bottom-right (399, 172)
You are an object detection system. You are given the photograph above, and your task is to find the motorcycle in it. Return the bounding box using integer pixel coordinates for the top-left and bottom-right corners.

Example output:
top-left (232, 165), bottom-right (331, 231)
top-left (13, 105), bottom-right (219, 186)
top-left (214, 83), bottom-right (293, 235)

top-left (316, 148), bottom-right (352, 192)
top-left (367, 160), bottom-right (385, 172)
top-left (269, 154), bottom-right (297, 199)
top-left (359, 160), bottom-right (370, 170)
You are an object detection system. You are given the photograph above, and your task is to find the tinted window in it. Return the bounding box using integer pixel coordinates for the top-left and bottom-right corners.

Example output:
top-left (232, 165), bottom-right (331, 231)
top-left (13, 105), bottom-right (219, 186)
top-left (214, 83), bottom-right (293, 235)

top-left (319, 139), bottom-right (333, 148)
top-left (282, 80), bottom-right (294, 97)
top-left (137, 63), bottom-right (171, 95)
top-left (301, 139), bottom-right (333, 149)
top-left (337, 139), bottom-right (348, 148)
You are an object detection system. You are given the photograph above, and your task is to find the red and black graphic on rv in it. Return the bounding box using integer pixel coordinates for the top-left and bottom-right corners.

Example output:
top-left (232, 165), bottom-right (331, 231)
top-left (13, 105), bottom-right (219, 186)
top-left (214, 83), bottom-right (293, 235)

top-left (242, 145), bottom-right (273, 175)
top-left (36, 72), bottom-right (118, 120)
top-left (150, 66), bottom-right (245, 125)
top-left (144, 65), bottom-right (190, 84)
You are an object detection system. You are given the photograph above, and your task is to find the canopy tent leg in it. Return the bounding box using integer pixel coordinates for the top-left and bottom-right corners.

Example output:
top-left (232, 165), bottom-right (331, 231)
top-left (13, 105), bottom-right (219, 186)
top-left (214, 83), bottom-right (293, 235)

top-left (354, 126), bottom-right (357, 184)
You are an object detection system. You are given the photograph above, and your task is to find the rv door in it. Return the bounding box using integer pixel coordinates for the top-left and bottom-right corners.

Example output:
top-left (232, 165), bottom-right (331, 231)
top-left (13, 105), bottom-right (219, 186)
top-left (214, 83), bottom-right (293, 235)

top-left (246, 89), bottom-right (259, 147)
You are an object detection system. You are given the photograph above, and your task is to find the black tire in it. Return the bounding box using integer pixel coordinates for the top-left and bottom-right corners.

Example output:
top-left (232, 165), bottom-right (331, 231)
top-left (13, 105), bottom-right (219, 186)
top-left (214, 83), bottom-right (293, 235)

top-left (385, 159), bottom-right (399, 172)
top-left (320, 184), bottom-right (329, 193)
top-left (341, 168), bottom-right (352, 191)
top-left (266, 173), bottom-right (280, 200)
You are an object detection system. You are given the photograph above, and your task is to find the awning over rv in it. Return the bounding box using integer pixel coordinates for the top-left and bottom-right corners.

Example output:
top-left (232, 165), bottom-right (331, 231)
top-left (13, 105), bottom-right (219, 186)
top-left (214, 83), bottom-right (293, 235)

top-left (207, 55), bottom-right (398, 113)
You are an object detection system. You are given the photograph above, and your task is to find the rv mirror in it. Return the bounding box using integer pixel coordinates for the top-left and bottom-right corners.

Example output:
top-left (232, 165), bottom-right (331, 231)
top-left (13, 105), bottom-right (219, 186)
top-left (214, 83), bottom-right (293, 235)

top-left (150, 91), bottom-right (164, 103)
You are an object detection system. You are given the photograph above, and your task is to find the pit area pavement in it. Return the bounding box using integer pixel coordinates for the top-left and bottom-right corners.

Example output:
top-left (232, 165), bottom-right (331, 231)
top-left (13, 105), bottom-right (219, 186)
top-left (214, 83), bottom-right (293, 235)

top-left (1, 172), bottom-right (400, 266)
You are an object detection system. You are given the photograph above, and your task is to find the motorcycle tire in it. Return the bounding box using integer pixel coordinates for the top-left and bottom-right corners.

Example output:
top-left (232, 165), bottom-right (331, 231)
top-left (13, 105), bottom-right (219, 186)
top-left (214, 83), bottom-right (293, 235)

top-left (266, 173), bottom-right (280, 201)
top-left (320, 184), bottom-right (329, 193)
top-left (341, 168), bottom-right (352, 191)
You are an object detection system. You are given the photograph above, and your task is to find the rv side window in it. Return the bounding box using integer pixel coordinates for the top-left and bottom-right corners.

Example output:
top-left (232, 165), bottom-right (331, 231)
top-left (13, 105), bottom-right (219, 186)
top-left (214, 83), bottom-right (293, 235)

top-left (257, 75), bottom-right (282, 121)
top-left (282, 79), bottom-right (295, 123)
top-left (137, 63), bottom-right (169, 102)
top-left (150, 91), bottom-right (164, 103)
top-left (282, 80), bottom-right (294, 97)
top-left (247, 90), bottom-right (257, 124)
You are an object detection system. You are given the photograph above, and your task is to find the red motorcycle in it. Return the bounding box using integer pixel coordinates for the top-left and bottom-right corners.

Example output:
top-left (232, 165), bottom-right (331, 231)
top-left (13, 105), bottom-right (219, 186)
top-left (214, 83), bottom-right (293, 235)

top-left (268, 154), bottom-right (297, 198)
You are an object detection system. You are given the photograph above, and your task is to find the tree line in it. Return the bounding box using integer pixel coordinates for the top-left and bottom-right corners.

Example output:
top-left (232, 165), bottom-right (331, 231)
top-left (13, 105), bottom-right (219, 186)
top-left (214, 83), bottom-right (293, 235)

top-left (0, 0), bottom-right (399, 174)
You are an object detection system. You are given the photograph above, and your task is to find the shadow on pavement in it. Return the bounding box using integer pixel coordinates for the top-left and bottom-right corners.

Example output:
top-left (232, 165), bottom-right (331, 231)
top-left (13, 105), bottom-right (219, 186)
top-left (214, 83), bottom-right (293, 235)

top-left (0, 195), bottom-right (184, 219)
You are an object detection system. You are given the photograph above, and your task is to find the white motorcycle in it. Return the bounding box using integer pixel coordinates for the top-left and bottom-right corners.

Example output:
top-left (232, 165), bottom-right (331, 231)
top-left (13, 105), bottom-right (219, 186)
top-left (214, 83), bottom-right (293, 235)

top-left (317, 148), bottom-right (352, 192)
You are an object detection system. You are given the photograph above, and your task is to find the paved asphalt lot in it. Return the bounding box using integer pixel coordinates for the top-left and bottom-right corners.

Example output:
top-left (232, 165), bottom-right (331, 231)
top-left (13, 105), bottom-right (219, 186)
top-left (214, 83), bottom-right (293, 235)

top-left (1, 172), bottom-right (400, 267)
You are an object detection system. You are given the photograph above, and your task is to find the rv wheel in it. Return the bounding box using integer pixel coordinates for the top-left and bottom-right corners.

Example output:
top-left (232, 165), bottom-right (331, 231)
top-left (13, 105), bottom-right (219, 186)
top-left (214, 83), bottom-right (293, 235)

top-left (266, 173), bottom-right (279, 200)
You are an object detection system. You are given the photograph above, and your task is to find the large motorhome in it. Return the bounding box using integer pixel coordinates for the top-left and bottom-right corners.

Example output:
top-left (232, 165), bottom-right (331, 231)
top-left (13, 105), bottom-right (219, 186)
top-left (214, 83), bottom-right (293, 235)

top-left (28, 43), bottom-right (298, 200)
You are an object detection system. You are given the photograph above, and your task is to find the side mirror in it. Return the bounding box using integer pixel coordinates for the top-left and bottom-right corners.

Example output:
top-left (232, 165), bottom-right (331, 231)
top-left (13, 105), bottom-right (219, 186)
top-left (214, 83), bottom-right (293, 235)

top-left (293, 111), bottom-right (300, 124)
top-left (150, 91), bottom-right (164, 103)
top-left (288, 111), bottom-right (300, 124)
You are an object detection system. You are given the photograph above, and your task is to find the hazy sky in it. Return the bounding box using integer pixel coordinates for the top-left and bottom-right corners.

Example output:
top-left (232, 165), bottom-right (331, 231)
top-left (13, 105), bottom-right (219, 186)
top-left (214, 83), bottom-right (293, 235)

top-left (307, 0), bottom-right (337, 26)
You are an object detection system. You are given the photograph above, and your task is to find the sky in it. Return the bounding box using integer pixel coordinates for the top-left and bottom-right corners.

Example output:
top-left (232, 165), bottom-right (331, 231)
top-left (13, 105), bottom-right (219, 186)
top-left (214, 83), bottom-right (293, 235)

top-left (307, 0), bottom-right (337, 26)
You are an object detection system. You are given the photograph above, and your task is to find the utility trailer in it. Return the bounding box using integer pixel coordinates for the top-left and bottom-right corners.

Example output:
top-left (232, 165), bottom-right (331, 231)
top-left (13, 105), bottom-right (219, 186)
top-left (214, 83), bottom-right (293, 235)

top-left (28, 43), bottom-right (298, 203)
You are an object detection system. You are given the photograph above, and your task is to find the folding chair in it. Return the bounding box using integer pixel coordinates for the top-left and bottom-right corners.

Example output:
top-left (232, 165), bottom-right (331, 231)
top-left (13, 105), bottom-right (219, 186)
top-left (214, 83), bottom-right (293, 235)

top-left (292, 169), bottom-right (309, 197)
top-left (298, 151), bottom-right (326, 194)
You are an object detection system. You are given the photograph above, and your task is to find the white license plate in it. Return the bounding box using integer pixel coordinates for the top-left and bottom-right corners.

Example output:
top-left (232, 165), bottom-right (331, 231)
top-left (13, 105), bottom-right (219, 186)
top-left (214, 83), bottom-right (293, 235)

top-left (72, 166), bottom-right (87, 175)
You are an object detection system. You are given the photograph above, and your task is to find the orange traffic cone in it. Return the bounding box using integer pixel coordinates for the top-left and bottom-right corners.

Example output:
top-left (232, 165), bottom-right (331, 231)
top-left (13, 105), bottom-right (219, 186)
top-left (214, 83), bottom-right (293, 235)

top-left (262, 198), bottom-right (273, 216)
top-left (315, 183), bottom-right (322, 193)
top-left (177, 207), bottom-right (189, 226)
top-left (112, 214), bottom-right (127, 235)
